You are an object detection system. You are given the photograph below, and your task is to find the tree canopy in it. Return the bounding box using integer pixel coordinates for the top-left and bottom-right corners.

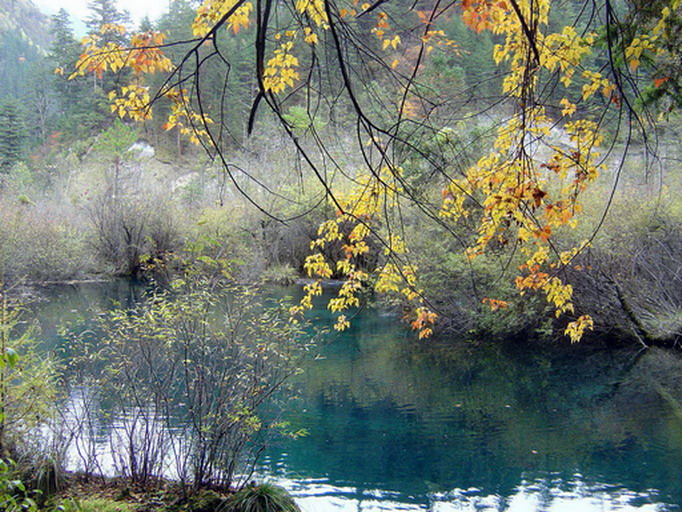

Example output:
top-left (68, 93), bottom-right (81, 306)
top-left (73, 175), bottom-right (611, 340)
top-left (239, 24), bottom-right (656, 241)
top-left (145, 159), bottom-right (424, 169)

top-left (67, 0), bottom-right (682, 340)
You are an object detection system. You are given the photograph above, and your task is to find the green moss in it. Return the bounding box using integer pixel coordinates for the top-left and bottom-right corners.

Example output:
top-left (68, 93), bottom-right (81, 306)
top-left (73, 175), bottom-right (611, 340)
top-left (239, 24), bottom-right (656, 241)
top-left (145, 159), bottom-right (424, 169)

top-left (77, 497), bottom-right (134, 512)
top-left (186, 490), bottom-right (228, 512)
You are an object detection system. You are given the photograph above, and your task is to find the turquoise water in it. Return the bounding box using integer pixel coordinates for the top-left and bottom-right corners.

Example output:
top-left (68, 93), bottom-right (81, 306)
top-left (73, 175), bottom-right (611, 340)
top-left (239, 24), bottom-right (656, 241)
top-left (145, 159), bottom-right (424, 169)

top-left (34, 281), bottom-right (682, 511)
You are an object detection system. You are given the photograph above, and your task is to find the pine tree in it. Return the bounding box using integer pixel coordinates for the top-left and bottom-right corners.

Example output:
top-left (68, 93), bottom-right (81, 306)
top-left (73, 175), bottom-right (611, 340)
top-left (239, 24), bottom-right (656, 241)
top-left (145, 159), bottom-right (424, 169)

top-left (49, 9), bottom-right (80, 68)
top-left (138, 15), bottom-right (153, 33)
top-left (50, 8), bottom-right (109, 139)
top-left (84, 0), bottom-right (131, 42)
top-left (0, 98), bottom-right (27, 172)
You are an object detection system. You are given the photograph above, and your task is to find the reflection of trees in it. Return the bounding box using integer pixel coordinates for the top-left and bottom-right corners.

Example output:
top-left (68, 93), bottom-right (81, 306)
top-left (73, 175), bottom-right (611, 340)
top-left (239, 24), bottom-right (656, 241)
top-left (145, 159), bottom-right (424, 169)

top-left (34, 280), bottom-right (145, 352)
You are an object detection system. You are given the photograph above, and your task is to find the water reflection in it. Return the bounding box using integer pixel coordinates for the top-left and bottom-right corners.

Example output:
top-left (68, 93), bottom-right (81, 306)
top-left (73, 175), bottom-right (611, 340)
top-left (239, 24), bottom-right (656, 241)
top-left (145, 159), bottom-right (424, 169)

top-left (60, 387), bottom-right (178, 480)
top-left (266, 475), bottom-right (671, 511)
top-left (32, 282), bottom-right (682, 511)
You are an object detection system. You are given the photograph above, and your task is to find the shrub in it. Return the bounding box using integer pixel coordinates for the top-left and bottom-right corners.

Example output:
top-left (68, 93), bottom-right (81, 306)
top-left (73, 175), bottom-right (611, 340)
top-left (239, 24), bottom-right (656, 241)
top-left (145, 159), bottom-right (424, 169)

top-left (0, 198), bottom-right (93, 283)
top-left (67, 256), bottom-right (316, 490)
top-left (229, 484), bottom-right (299, 512)
top-left (186, 490), bottom-right (228, 512)
top-left (87, 191), bottom-right (181, 276)
top-left (0, 293), bottom-right (60, 457)
top-left (0, 296), bottom-right (63, 511)
top-left (0, 459), bottom-right (40, 512)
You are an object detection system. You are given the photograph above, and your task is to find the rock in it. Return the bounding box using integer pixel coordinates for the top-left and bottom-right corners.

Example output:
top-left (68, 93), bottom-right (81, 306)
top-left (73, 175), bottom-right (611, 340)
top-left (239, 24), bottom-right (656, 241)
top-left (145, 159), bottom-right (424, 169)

top-left (172, 172), bottom-right (200, 193)
top-left (128, 141), bottom-right (155, 160)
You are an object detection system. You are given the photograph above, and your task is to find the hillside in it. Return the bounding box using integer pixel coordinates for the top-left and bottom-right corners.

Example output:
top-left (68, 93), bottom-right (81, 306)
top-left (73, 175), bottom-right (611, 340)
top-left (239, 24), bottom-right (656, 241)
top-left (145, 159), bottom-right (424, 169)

top-left (0, 0), bottom-right (52, 99)
top-left (0, 0), bottom-right (51, 49)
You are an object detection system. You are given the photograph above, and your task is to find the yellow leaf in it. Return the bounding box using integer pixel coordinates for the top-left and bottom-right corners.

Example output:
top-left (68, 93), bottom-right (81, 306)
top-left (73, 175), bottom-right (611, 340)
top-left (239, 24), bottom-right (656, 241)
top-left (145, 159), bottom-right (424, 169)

top-left (559, 98), bottom-right (576, 116)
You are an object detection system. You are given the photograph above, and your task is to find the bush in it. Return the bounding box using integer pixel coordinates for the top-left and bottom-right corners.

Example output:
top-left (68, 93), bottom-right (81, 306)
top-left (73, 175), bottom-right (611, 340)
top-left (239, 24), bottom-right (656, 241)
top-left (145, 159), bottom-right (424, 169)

top-left (0, 459), bottom-right (40, 512)
top-left (87, 190), bottom-right (182, 277)
top-left (0, 198), bottom-right (93, 283)
top-left (566, 198), bottom-right (682, 344)
top-left (186, 490), bottom-right (228, 512)
top-left (402, 217), bottom-right (551, 339)
top-left (229, 484), bottom-right (299, 512)
top-left (0, 295), bottom-right (67, 512)
top-left (0, 293), bottom-right (60, 457)
top-left (67, 257), bottom-right (315, 490)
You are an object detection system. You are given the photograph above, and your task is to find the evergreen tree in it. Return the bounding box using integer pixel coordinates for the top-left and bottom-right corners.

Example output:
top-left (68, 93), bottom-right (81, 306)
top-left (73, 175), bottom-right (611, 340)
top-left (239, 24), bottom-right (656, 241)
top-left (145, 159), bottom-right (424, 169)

top-left (0, 98), bottom-right (27, 172)
top-left (49, 9), bottom-right (80, 68)
top-left (138, 15), bottom-right (153, 33)
top-left (50, 8), bottom-right (109, 139)
top-left (0, 31), bottom-right (42, 101)
top-left (85, 0), bottom-right (131, 41)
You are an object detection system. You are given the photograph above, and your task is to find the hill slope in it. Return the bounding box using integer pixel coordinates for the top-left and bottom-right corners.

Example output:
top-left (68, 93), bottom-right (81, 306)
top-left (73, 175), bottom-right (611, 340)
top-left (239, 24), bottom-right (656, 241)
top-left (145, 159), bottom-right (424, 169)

top-left (0, 0), bottom-right (52, 99)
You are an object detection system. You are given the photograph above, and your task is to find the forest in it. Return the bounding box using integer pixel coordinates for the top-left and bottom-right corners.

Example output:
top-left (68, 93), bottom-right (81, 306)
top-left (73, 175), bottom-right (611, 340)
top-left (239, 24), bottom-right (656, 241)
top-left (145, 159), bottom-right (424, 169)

top-left (0, 0), bottom-right (681, 509)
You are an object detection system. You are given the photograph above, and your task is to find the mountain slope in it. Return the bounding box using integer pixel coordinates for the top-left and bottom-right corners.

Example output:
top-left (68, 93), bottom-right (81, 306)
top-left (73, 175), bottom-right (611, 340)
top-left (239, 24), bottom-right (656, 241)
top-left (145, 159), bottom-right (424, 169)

top-left (0, 0), bottom-right (52, 99)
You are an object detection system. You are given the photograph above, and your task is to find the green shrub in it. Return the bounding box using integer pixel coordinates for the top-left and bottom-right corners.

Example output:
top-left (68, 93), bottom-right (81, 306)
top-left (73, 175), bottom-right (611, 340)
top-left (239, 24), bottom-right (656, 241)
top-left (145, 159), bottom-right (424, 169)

top-left (229, 484), bottom-right (299, 512)
top-left (0, 294), bottom-right (60, 456)
top-left (0, 460), bottom-right (36, 511)
top-left (68, 258), bottom-right (315, 489)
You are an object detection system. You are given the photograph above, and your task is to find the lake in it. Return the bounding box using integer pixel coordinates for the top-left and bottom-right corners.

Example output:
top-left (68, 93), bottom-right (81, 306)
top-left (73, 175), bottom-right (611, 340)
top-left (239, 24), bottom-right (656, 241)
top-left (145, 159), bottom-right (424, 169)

top-left (33, 280), bottom-right (682, 511)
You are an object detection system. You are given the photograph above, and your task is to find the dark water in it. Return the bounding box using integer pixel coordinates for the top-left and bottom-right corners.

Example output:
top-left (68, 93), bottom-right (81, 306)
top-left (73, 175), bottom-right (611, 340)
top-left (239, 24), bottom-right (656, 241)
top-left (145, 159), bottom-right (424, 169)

top-left (34, 281), bottom-right (682, 511)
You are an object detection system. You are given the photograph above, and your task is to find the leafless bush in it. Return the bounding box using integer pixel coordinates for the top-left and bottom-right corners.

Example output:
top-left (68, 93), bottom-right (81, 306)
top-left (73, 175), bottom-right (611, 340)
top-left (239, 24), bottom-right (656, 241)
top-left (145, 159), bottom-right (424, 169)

top-left (86, 190), bottom-right (181, 276)
top-left (569, 206), bottom-right (682, 345)
top-left (0, 197), bottom-right (93, 283)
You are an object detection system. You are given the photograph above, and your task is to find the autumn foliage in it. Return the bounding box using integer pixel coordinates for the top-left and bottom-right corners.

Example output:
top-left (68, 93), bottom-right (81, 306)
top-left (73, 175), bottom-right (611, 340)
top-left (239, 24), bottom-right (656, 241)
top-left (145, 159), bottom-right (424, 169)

top-left (68, 0), bottom-right (681, 341)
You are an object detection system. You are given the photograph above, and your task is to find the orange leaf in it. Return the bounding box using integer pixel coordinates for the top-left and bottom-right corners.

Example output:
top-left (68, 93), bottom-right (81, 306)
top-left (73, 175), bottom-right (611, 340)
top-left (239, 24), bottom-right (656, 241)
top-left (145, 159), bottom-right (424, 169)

top-left (531, 187), bottom-right (546, 208)
top-left (654, 77), bottom-right (669, 88)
